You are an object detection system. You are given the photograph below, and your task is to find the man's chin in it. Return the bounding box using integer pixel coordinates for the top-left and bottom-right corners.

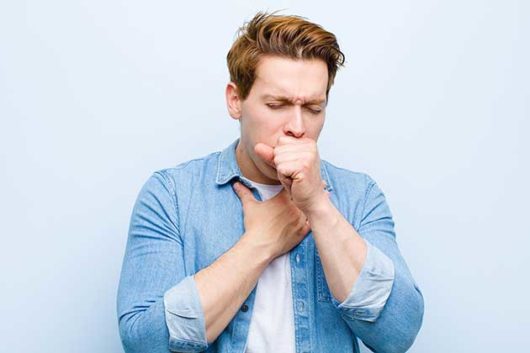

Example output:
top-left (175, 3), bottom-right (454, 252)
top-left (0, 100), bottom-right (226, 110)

top-left (259, 165), bottom-right (281, 183)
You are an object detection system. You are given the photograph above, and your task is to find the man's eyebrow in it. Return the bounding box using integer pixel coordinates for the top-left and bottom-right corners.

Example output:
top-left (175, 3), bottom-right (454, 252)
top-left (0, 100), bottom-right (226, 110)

top-left (261, 94), bottom-right (326, 105)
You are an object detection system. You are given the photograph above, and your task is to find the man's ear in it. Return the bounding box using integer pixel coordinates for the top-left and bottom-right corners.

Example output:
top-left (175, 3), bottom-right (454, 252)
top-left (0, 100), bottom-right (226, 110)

top-left (226, 82), bottom-right (242, 120)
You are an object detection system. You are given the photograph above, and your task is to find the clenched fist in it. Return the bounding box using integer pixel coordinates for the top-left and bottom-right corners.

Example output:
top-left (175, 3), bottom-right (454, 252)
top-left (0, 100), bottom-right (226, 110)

top-left (254, 136), bottom-right (329, 214)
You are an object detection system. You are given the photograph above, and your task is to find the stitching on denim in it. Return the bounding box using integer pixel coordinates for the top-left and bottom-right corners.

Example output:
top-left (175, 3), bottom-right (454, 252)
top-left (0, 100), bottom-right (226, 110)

top-left (216, 150), bottom-right (224, 183)
top-left (360, 175), bottom-right (376, 228)
top-left (156, 171), bottom-right (184, 246)
top-left (315, 250), bottom-right (331, 302)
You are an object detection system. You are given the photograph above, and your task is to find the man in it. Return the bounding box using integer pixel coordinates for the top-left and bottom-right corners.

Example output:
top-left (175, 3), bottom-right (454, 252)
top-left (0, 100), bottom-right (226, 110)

top-left (117, 11), bottom-right (424, 353)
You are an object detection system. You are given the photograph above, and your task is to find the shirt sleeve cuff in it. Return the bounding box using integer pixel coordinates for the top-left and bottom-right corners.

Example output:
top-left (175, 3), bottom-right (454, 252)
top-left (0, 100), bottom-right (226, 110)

top-left (331, 241), bottom-right (395, 322)
top-left (163, 275), bottom-right (208, 352)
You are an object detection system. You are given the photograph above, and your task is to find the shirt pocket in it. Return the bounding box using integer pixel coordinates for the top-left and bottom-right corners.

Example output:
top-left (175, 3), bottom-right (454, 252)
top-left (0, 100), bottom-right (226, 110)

top-left (315, 249), bottom-right (332, 302)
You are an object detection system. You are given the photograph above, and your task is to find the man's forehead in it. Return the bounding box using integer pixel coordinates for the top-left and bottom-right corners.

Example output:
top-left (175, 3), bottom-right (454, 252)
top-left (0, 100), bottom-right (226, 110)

top-left (255, 74), bottom-right (327, 104)
top-left (253, 58), bottom-right (328, 104)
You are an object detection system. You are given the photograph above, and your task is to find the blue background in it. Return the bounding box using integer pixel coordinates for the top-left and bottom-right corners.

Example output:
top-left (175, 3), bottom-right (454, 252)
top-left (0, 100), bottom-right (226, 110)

top-left (1, 1), bottom-right (528, 351)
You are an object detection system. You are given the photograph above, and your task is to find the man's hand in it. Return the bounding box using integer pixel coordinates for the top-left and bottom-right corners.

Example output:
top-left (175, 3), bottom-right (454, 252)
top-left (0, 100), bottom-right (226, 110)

top-left (232, 181), bottom-right (311, 259)
top-left (254, 136), bottom-right (328, 214)
top-left (195, 181), bottom-right (312, 344)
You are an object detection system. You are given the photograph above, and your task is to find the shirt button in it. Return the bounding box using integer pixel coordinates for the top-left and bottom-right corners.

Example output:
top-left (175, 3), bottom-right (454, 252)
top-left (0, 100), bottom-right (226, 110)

top-left (297, 300), bottom-right (305, 312)
top-left (295, 254), bottom-right (301, 263)
top-left (241, 304), bottom-right (249, 312)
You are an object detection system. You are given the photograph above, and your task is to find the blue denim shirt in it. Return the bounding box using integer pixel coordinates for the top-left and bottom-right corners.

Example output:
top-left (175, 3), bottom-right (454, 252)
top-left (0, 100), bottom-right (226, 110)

top-left (117, 139), bottom-right (424, 353)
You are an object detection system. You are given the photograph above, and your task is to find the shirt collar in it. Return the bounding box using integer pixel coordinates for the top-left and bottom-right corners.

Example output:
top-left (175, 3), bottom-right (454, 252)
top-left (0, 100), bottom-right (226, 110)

top-left (215, 138), bottom-right (333, 192)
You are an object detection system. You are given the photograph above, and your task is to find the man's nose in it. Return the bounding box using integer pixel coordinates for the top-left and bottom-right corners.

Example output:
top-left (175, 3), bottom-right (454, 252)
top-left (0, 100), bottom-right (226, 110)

top-left (284, 106), bottom-right (306, 138)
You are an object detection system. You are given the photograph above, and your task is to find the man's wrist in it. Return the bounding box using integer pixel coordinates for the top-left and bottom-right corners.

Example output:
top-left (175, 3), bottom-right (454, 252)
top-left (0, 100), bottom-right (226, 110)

top-left (304, 192), bottom-right (338, 226)
top-left (238, 231), bottom-right (276, 265)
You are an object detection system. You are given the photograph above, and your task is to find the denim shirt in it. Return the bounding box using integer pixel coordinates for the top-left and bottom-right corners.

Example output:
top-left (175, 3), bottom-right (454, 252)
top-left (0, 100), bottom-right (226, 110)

top-left (117, 139), bottom-right (424, 353)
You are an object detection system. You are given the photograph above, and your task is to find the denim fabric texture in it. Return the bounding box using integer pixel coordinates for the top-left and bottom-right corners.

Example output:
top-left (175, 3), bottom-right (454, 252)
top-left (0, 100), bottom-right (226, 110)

top-left (117, 139), bottom-right (424, 353)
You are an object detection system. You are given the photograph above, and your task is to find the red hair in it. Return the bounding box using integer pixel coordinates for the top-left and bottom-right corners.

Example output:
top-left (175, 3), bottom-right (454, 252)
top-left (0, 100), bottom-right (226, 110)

top-left (227, 11), bottom-right (346, 100)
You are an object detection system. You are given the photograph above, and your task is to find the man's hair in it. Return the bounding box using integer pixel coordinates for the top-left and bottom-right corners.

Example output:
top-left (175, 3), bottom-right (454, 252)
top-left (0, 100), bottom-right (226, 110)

top-left (227, 11), bottom-right (346, 101)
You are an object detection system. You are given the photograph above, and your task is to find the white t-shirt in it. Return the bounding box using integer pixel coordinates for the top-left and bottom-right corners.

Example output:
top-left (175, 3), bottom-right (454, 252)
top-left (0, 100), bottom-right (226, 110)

top-left (243, 179), bottom-right (296, 353)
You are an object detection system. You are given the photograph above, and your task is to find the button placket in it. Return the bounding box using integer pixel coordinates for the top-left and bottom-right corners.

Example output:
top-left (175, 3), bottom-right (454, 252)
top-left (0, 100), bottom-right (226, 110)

top-left (291, 240), bottom-right (312, 353)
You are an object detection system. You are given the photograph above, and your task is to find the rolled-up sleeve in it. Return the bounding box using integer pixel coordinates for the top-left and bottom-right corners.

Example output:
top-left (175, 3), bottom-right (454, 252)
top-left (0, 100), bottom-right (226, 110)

top-left (332, 176), bottom-right (424, 353)
top-left (331, 241), bottom-right (395, 322)
top-left (116, 171), bottom-right (208, 353)
top-left (164, 276), bottom-right (208, 352)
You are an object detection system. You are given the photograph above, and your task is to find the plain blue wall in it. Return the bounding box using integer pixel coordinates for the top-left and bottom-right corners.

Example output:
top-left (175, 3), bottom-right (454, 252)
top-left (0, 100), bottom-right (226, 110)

top-left (1, 1), bottom-right (529, 351)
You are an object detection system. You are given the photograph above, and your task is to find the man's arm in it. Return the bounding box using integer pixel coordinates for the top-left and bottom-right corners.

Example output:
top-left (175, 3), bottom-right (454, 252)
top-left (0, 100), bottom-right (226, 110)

top-left (117, 173), bottom-right (309, 353)
top-left (307, 176), bottom-right (424, 353)
top-left (195, 181), bottom-right (311, 343)
top-left (254, 136), bottom-right (424, 353)
top-left (307, 191), bottom-right (369, 302)
top-left (117, 172), bottom-right (273, 353)
top-left (117, 171), bottom-right (204, 353)
top-left (193, 233), bottom-right (272, 343)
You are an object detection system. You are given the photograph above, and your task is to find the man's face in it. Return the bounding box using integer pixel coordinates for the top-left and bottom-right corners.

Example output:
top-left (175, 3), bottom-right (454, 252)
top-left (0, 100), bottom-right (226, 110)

top-left (226, 55), bottom-right (328, 184)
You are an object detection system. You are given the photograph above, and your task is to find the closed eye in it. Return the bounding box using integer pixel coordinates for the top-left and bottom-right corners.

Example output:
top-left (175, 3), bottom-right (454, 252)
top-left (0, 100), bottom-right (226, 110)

top-left (307, 107), bottom-right (322, 114)
top-left (266, 103), bottom-right (283, 110)
top-left (266, 103), bottom-right (322, 114)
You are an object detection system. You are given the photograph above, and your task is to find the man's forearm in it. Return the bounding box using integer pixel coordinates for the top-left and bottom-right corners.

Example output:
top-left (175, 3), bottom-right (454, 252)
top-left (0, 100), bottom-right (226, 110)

top-left (193, 232), bottom-right (273, 343)
top-left (306, 195), bottom-right (368, 302)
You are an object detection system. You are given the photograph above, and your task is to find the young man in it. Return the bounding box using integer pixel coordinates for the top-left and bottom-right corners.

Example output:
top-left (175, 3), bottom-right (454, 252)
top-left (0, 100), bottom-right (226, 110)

top-left (117, 12), bottom-right (424, 353)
